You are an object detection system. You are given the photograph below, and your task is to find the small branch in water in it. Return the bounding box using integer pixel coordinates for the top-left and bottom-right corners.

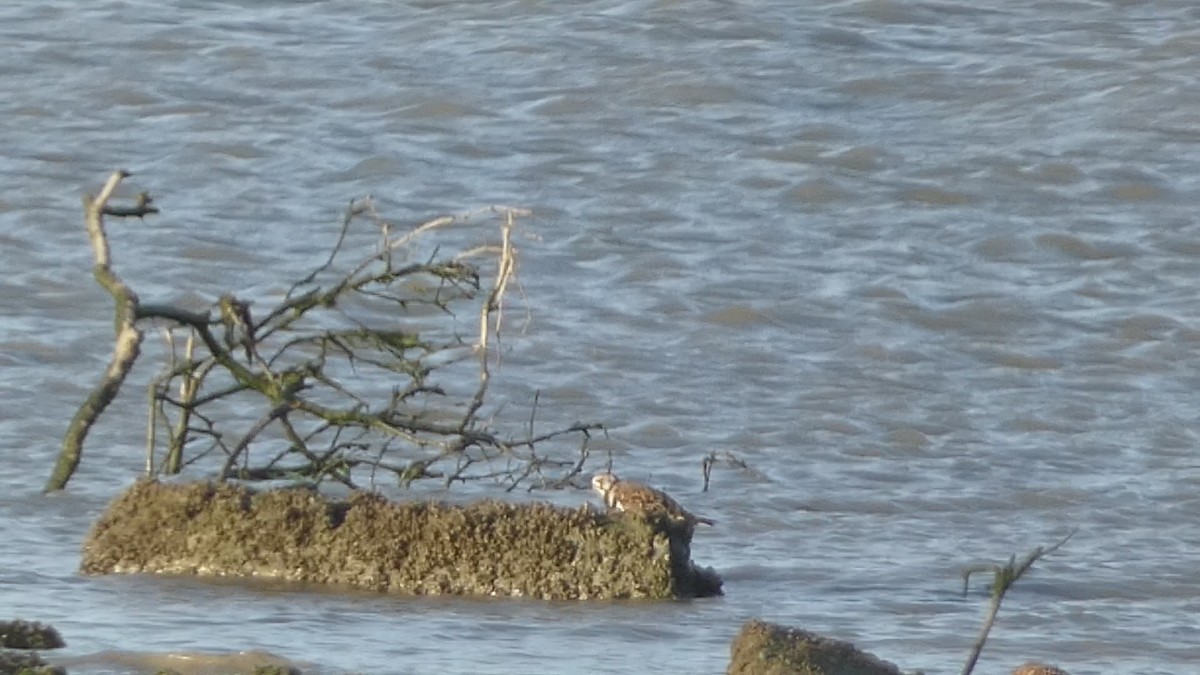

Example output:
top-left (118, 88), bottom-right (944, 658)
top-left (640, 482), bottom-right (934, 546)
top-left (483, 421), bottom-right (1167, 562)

top-left (959, 529), bottom-right (1077, 675)
top-left (702, 449), bottom-right (766, 492)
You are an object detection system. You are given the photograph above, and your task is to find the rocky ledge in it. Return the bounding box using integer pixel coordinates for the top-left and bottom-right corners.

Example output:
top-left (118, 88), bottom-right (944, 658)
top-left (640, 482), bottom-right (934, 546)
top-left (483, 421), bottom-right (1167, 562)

top-left (81, 480), bottom-right (722, 600)
top-left (727, 619), bottom-right (905, 675)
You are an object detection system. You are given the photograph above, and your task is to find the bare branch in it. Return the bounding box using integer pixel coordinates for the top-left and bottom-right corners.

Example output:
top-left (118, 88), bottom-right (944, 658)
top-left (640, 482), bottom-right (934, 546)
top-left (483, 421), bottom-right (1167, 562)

top-left (47, 171), bottom-right (148, 492)
top-left (959, 529), bottom-right (1077, 675)
top-left (60, 174), bottom-right (599, 494)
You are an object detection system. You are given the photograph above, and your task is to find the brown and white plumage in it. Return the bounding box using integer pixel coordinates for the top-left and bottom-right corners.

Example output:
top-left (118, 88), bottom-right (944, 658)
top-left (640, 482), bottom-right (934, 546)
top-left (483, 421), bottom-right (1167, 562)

top-left (591, 472), bottom-right (715, 526)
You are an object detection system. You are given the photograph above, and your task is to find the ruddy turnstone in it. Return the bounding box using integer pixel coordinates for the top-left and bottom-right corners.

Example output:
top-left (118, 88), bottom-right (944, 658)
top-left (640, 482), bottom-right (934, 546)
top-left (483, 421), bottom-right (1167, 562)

top-left (591, 472), bottom-right (715, 526)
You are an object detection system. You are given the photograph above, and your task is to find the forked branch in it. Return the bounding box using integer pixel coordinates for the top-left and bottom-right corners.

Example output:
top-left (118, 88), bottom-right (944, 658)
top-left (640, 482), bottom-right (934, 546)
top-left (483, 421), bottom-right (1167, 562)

top-left (959, 529), bottom-right (1077, 675)
top-left (46, 170), bottom-right (157, 492)
top-left (53, 173), bottom-right (601, 494)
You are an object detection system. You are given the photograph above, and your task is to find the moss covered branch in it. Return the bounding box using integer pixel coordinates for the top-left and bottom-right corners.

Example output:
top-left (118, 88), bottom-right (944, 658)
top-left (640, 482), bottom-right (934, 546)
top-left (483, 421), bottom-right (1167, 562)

top-left (53, 172), bottom-right (600, 493)
top-left (959, 530), bottom-right (1076, 675)
top-left (46, 171), bottom-right (158, 492)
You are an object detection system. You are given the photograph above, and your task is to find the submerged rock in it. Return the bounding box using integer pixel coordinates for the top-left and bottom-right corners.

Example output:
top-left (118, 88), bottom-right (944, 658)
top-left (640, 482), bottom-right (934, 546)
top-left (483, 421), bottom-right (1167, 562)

top-left (81, 480), bottom-right (722, 600)
top-left (0, 621), bottom-right (64, 651)
top-left (0, 650), bottom-right (64, 675)
top-left (1012, 664), bottom-right (1070, 675)
top-left (0, 620), bottom-right (65, 675)
top-left (53, 648), bottom-right (301, 675)
top-left (727, 619), bottom-right (904, 675)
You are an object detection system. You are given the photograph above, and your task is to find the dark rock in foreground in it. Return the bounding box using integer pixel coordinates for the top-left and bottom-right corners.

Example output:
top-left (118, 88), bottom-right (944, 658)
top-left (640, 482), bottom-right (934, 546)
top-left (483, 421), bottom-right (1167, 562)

top-left (727, 619), bottom-right (904, 675)
top-left (0, 650), bottom-right (64, 675)
top-left (0, 621), bottom-right (64, 651)
top-left (82, 480), bottom-right (722, 600)
top-left (0, 620), bottom-right (65, 675)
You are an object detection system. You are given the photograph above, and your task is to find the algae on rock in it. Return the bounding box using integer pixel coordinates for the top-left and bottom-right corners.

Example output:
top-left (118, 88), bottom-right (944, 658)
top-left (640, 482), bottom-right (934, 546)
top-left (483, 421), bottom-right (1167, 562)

top-left (82, 480), bottom-right (722, 601)
top-left (0, 620), bottom-right (66, 675)
top-left (727, 619), bottom-right (903, 675)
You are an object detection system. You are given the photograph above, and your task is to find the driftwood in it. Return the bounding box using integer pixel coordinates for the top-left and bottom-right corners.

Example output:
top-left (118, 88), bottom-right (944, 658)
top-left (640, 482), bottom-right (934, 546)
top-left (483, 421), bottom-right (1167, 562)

top-left (48, 171), bottom-right (601, 492)
top-left (47, 172), bottom-right (157, 492)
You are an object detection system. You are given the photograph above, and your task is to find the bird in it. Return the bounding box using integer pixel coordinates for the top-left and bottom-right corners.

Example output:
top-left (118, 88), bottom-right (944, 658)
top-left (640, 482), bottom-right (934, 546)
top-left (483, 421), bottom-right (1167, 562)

top-left (591, 472), bottom-right (715, 527)
top-left (218, 293), bottom-right (256, 361)
top-left (1012, 664), bottom-right (1070, 675)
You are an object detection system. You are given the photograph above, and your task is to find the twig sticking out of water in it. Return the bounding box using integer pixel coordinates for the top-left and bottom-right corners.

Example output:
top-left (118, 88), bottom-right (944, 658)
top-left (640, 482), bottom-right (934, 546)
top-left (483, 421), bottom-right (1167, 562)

top-left (959, 529), bottom-right (1077, 675)
top-left (701, 449), bottom-right (767, 491)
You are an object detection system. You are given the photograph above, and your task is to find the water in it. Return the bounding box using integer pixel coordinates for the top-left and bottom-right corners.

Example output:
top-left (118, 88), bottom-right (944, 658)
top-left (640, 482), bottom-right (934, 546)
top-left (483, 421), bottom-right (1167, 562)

top-left (3, 1), bottom-right (1200, 673)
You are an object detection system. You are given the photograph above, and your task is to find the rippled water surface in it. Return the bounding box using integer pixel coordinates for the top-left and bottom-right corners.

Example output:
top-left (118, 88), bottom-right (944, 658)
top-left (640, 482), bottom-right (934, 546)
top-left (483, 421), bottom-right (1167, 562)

top-left (3, 1), bottom-right (1200, 673)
